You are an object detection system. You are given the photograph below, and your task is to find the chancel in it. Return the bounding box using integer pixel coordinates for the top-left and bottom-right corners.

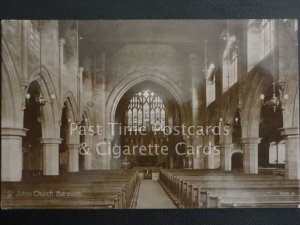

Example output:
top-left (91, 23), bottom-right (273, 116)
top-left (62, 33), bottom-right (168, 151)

top-left (1, 19), bottom-right (299, 209)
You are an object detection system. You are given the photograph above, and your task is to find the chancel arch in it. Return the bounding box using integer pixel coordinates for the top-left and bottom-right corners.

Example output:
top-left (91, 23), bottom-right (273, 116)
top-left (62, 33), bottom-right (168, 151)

top-left (105, 69), bottom-right (186, 138)
top-left (113, 80), bottom-right (184, 169)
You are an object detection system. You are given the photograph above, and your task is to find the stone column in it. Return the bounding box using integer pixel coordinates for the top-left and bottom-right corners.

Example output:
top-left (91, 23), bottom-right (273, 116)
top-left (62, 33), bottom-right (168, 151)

top-left (169, 156), bottom-right (174, 169)
top-left (77, 67), bottom-right (84, 120)
top-left (184, 135), bottom-right (194, 169)
top-left (220, 143), bottom-right (232, 171)
top-left (189, 53), bottom-right (205, 169)
top-left (40, 138), bottom-right (62, 175)
top-left (281, 127), bottom-right (300, 180)
top-left (66, 143), bottom-right (80, 172)
top-left (241, 138), bottom-right (261, 174)
top-left (93, 53), bottom-right (107, 169)
top-left (1, 127), bottom-right (27, 181)
top-left (207, 153), bottom-right (215, 169)
top-left (187, 156), bottom-right (193, 169)
top-left (105, 137), bottom-right (113, 169)
top-left (58, 38), bottom-right (65, 107)
top-left (192, 138), bottom-right (201, 169)
top-left (206, 136), bottom-right (216, 169)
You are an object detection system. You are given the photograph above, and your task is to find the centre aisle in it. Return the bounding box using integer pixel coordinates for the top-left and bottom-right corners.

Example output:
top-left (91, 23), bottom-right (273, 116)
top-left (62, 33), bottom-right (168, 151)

top-left (135, 179), bottom-right (176, 208)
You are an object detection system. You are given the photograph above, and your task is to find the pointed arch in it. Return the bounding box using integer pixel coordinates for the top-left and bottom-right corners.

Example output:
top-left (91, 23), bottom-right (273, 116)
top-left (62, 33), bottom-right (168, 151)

top-left (282, 60), bottom-right (299, 127)
top-left (28, 66), bottom-right (60, 138)
top-left (106, 69), bottom-right (186, 137)
top-left (1, 38), bottom-right (23, 128)
top-left (63, 91), bottom-right (78, 123)
top-left (242, 70), bottom-right (273, 138)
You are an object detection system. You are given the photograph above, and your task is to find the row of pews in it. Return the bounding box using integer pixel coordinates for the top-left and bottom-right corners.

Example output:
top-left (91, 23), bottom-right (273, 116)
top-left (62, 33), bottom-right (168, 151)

top-left (159, 169), bottom-right (300, 208)
top-left (1, 170), bottom-right (139, 209)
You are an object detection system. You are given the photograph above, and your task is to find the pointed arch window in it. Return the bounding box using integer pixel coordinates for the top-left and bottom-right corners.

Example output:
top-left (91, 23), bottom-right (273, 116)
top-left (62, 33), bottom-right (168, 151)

top-left (30, 21), bottom-right (40, 55)
top-left (127, 90), bottom-right (166, 131)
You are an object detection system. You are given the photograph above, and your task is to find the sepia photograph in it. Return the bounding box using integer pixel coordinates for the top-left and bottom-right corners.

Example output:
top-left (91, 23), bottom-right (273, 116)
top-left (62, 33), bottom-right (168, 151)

top-left (1, 19), bottom-right (299, 209)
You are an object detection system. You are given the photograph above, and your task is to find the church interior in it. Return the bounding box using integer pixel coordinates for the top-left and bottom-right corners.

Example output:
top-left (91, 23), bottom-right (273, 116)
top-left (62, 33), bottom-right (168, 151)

top-left (1, 19), bottom-right (299, 208)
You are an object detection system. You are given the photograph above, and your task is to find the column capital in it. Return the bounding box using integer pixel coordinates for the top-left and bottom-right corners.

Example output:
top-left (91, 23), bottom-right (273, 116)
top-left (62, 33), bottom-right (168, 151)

top-left (59, 38), bottom-right (66, 45)
top-left (240, 137), bottom-right (261, 144)
top-left (1, 127), bottom-right (28, 136)
top-left (78, 67), bottom-right (84, 74)
top-left (280, 127), bottom-right (299, 136)
top-left (40, 138), bottom-right (62, 144)
top-left (104, 137), bottom-right (113, 142)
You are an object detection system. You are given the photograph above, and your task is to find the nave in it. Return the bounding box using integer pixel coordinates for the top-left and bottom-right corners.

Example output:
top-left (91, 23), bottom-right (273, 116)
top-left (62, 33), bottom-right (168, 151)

top-left (1, 19), bottom-right (299, 209)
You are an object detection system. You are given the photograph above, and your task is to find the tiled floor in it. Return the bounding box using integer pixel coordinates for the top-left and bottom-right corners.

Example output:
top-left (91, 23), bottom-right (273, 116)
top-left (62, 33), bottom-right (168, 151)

top-left (135, 179), bottom-right (176, 209)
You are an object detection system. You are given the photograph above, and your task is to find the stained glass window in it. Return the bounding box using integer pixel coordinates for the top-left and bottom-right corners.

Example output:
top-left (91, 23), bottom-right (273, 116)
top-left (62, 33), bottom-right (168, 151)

top-left (127, 90), bottom-right (165, 131)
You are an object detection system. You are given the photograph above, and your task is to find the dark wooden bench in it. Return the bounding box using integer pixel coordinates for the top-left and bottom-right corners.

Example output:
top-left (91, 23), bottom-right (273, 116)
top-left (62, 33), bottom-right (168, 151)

top-left (1, 170), bottom-right (139, 209)
top-left (159, 169), bottom-right (300, 208)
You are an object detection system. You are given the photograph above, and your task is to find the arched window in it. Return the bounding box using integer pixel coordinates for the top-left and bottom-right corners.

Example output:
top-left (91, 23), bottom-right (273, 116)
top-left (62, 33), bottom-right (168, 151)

top-left (206, 63), bottom-right (216, 105)
top-left (247, 19), bottom-right (275, 71)
top-left (222, 34), bottom-right (238, 92)
top-left (127, 90), bottom-right (165, 131)
top-left (261, 19), bottom-right (275, 57)
top-left (30, 21), bottom-right (40, 55)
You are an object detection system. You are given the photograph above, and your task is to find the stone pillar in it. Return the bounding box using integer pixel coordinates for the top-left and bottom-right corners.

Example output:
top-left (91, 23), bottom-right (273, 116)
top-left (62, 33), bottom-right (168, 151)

top-left (40, 138), bottom-right (62, 175)
top-left (220, 143), bottom-right (232, 171)
top-left (189, 53), bottom-right (205, 169)
top-left (66, 143), bottom-right (80, 172)
top-left (169, 156), bottom-right (174, 169)
top-left (241, 138), bottom-right (261, 174)
top-left (93, 53), bottom-right (107, 169)
top-left (207, 153), bottom-right (215, 169)
top-left (77, 67), bottom-right (84, 120)
top-left (1, 127), bottom-right (27, 181)
top-left (104, 137), bottom-right (113, 169)
top-left (84, 135), bottom-right (93, 170)
top-left (187, 156), bottom-right (193, 169)
top-left (58, 38), bottom-right (65, 107)
top-left (281, 127), bottom-right (300, 180)
top-left (182, 158), bottom-right (187, 168)
top-left (207, 137), bottom-right (216, 169)
top-left (192, 140), bottom-right (201, 169)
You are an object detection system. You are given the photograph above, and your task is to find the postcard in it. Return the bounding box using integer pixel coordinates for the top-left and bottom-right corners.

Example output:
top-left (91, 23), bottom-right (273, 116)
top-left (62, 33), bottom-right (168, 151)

top-left (1, 19), bottom-right (299, 209)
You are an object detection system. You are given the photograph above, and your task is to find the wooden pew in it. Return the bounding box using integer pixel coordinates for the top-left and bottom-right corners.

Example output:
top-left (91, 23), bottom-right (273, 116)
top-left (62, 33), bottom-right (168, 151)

top-left (1, 170), bottom-right (139, 209)
top-left (159, 169), bottom-right (300, 208)
top-left (22, 169), bottom-right (139, 207)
